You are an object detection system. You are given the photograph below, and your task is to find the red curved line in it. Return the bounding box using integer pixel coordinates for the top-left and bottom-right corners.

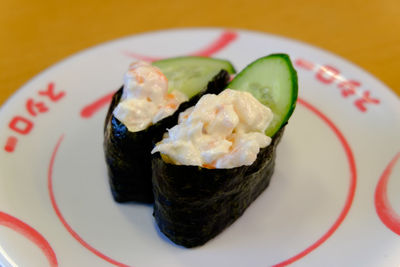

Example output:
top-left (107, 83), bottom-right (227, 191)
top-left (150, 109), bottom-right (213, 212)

top-left (123, 30), bottom-right (238, 61)
top-left (76, 97), bottom-right (356, 266)
top-left (190, 30), bottom-right (237, 57)
top-left (272, 98), bottom-right (357, 267)
top-left (48, 135), bottom-right (131, 267)
top-left (0, 211), bottom-right (58, 267)
top-left (80, 91), bottom-right (115, 118)
top-left (121, 52), bottom-right (161, 62)
top-left (375, 152), bottom-right (400, 235)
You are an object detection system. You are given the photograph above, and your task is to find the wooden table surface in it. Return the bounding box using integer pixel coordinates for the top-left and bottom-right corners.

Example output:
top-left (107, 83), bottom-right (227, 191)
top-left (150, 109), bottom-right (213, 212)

top-left (1, 0), bottom-right (399, 106)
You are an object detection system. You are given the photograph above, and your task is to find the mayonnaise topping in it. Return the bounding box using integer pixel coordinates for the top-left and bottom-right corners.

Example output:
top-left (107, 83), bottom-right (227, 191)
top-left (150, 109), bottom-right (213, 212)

top-left (151, 89), bottom-right (274, 169)
top-left (113, 61), bottom-right (187, 132)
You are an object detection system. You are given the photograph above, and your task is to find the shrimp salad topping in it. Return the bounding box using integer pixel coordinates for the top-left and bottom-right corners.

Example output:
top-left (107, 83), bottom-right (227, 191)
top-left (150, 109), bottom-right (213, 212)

top-left (113, 61), bottom-right (188, 132)
top-left (152, 89), bottom-right (274, 169)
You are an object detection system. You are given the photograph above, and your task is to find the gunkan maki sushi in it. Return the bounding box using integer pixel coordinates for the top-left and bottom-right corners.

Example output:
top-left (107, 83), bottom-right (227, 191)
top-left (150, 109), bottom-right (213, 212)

top-left (104, 57), bottom-right (236, 203)
top-left (151, 54), bottom-right (298, 247)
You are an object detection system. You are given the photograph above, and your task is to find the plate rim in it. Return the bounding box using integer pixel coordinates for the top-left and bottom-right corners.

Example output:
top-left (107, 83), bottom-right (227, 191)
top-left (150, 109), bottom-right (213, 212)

top-left (1, 27), bottom-right (399, 115)
top-left (0, 26), bottom-right (399, 267)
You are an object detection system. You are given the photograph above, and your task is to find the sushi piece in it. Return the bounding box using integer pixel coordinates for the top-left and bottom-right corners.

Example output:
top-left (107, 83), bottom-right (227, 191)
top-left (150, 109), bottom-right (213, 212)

top-left (104, 57), bottom-right (236, 203)
top-left (151, 54), bottom-right (298, 247)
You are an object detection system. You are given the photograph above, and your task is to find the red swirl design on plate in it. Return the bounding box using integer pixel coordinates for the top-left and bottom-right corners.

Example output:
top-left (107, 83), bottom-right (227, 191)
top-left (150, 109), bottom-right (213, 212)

top-left (123, 30), bottom-right (238, 61)
top-left (55, 96), bottom-right (357, 266)
top-left (272, 98), bottom-right (357, 267)
top-left (80, 91), bottom-right (114, 118)
top-left (0, 211), bottom-right (58, 267)
top-left (375, 152), bottom-right (400, 235)
top-left (48, 135), bottom-right (131, 267)
top-left (190, 30), bottom-right (237, 57)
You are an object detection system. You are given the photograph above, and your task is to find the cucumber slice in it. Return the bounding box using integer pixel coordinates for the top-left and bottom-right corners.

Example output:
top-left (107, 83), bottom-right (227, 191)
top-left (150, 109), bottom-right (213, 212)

top-left (153, 56), bottom-right (236, 99)
top-left (228, 54), bottom-right (298, 137)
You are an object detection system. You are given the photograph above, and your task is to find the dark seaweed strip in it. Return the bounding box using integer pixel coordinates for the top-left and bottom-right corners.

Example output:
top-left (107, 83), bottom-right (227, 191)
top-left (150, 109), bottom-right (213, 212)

top-left (103, 70), bottom-right (230, 203)
top-left (151, 127), bottom-right (285, 247)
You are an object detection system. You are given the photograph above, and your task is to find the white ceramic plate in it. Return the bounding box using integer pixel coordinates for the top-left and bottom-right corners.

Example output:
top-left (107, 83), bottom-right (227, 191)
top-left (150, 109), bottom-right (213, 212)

top-left (1, 28), bottom-right (399, 267)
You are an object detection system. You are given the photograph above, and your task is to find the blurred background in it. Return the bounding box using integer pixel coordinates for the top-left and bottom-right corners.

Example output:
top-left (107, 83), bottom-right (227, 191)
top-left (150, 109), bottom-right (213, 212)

top-left (1, 0), bottom-right (399, 105)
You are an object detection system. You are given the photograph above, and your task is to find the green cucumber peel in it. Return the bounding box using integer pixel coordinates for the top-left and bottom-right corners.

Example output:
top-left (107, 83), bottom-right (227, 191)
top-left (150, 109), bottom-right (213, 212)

top-left (153, 56), bottom-right (236, 99)
top-left (227, 54), bottom-right (298, 137)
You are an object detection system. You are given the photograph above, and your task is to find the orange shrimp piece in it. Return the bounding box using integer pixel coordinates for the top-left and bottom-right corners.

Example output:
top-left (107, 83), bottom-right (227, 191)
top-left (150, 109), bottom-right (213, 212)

top-left (165, 93), bottom-right (176, 100)
top-left (165, 93), bottom-right (178, 109)
top-left (127, 69), bottom-right (144, 83)
top-left (202, 161), bottom-right (216, 169)
top-left (166, 103), bottom-right (177, 109)
top-left (128, 61), bottom-right (166, 84)
top-left (154, 68), bottom-right (168, 82)
top-left (135, 72), bottom-right (144, 83)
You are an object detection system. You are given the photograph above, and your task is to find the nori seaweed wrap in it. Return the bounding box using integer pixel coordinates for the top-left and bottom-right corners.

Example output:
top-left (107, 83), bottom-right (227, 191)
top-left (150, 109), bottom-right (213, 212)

top-left (150, 54), bottom-right (297, 247)
top-left (151, 126), bottom-right (285, 247)
top-left (104, 69), bottom-right (231, 203)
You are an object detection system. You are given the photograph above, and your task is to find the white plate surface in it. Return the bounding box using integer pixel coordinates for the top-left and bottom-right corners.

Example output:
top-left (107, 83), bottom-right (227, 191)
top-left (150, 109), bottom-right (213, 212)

top-left (0, 28), bottom-right (399, 267)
